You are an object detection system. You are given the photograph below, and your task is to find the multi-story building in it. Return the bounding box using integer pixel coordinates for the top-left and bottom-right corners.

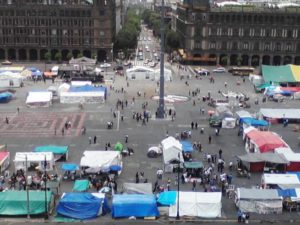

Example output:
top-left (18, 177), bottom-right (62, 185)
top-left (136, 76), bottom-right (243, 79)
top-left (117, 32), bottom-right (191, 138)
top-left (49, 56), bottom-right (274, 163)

top-left (173, 0), bottom-right (300, 66)
top-left (0, 0), bottom-right (123, 62)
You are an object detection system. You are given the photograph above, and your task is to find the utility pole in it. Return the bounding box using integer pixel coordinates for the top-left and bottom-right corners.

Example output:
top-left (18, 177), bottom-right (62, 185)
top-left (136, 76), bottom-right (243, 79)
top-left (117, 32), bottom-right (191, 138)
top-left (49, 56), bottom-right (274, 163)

top-left (156, 0), bottom-right (165, 118)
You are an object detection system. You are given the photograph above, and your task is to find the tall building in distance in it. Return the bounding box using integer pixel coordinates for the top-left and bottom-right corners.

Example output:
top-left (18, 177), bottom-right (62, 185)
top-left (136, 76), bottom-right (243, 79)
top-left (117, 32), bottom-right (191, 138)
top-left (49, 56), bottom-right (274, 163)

top-left (0, 0), bottom-right (123, 62)
top-left (173, 0), bottom-right (300, 66)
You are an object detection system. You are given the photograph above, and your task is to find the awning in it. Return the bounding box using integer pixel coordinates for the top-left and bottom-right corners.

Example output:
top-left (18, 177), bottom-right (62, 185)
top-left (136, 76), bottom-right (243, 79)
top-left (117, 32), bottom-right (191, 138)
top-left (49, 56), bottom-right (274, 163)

top-left (262, 65), bottom-right (299, 83)
top-left (237, 153), bottom-right (289, 164)
top-left (184, 161), bottom-right (204, 169)
top-left (73, 180), bottom-right (90, 192)
top-left (180, 141), bottom-right (193, 152)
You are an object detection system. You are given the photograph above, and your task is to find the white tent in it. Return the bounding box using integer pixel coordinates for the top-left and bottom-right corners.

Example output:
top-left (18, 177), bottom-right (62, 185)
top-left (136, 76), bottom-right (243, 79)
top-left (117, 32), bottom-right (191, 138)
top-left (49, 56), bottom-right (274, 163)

top-left (57, 83), bottom-right (70, 96)
top-left (154, 68), bottom-right (172, 81)
top-left (60, 91), bottom-right (105, 104)
top-left (261, 173), bottom-right (300, 189)
top-left (161, 137), bottom-right (183, 172)
top-left (26, 91), bottom-right (52, 108)
top-left (235, 188), bottom-right (282, 214)
top-left (259, 108), bottom-right (300, 120)
top-left (125, 66), bottom-right (154, 80)
top-left (169, 192), bottom-right (222, 218)
top-left (71, 81), bottom-right (92, 86)
top-left (14, 152), bottom-right (54, 171)
top-left (222, 117), bottom-right (236, 129)
top-left (80, 151), bottom-right (122, 173)
top-left (0, 72), bottom-right (24, 87)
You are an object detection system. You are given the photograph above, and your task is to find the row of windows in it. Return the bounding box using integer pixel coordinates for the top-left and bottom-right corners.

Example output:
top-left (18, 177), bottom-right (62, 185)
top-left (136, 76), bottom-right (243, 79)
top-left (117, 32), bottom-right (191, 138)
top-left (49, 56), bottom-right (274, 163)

top-left (0, 0), bottom-right (94, 5)
top-left (207, 27), bottom-right (298, 39)
top-left (0, 18), bottom-right (93, 27)
top-left (205, 41), bottom-right (297, 52)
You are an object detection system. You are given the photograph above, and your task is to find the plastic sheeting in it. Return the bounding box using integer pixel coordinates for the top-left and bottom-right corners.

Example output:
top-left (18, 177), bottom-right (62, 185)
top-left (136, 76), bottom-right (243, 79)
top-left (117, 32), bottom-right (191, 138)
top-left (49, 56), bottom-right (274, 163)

top-left (34, 145), bottom-right (68, 154)
top-left (112, 194), bottom-right (159, 218)
top-left (73, 180), bottom-right (90, 192)
top-left (180, 141), bottom-right (193, 152)
top-left (61, 163), bottom-right (79, 171)
top-left (0, 92), bottom-right (12, 103)
top-left (157, 191), bottom-right (177, 206)
top-left (169, 192), bottom-right (222, 218)
top-left (123, 183), bottom-right (153, 194)
top-left (0, 191), bottom-right (52, 215)
top-left (57, 193), bottom-right (103, 220)
top-left (241, 118), bottom-right (269, 127)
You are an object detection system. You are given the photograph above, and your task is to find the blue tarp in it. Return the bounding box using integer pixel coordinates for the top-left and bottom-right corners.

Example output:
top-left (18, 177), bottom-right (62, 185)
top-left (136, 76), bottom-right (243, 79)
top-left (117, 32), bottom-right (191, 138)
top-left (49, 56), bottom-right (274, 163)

top-left (61, 163), bottom-right (79, 171)
top-left (34, 145), bottom-right (68, 154)
top-left (240, 118), bottom-right (269, 127)
top-left (277, 189), bottom-right (297, 197)
top-left (112, 194), bottom-right (159, 218)
top-left (180, 141), bottom-right (193, 152)
top-left (27, 67), bottom-right (42, 76)
top-left (69, 84), bottom-right (107, 98)
top-left (157, 191), bottom-right (177, 206)
top-left (0, 92), bottom-right (12, 103)
top-left (57, 193), bottom-right (108, 220)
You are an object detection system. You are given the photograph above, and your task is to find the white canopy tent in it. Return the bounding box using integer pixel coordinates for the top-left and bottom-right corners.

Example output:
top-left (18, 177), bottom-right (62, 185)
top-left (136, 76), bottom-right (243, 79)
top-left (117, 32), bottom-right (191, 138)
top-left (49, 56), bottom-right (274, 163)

top-left (125, 66), bottom-right (154, 80)
top-left (26, 91), bottom-right (53, 108)
top-left (259, 108), bottom-right (300, 120)
top-left (261, 173), bottom-right (300, 189)
top-left (169, 192), bottom-right (222, 218)
top-left (14, 152), bottom-right (54, 171)
top-left (0, 72), bottom-right (24, 87)
top-left (60, 91), bottom-right (105, 104)
top-left (154, 68), bottom-right (173, 81)
top-left (161, 137), bottom-right (183, 172)
top-left (80, 151), bottom-right (122, 173)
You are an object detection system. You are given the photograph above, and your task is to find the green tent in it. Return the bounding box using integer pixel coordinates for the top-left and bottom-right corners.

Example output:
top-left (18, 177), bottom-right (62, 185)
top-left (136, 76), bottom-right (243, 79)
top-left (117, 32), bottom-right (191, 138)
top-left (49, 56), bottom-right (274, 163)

top-left (184, 161), bottom-right (204, 169)
top-left (0, 190), bottom-right (52, 215)
top-left (34, 145), bottom-right (69, 154)
top-left (73, 180), bottom-right (90, 192)
top-left (114, 142), bottom-right (123, 152)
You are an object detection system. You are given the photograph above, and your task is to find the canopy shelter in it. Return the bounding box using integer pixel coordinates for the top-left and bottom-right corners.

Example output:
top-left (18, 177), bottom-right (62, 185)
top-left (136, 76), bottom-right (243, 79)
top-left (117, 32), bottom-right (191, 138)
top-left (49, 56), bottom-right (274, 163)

top-left (57, 192), bottom-right (109, 220)
top-left (26, 91), bottom-right (52, 108)
top-left (125, 66), bottom-right (155, 80)
top-left (0, 151), bottom-right (9, 174)
top-left (114, 142), bottom-right (123, 152)
top-left (14, 152), bottom-right (54, 171)
top-left (34, 145), bottom-right (69, 161)
top-left (235, 188), bottom-right (282, 214)
top-left (0, 190), bottom-right (52, 216)
top-left (245, 129), bottom-right (287, 153)
top-left (240, 118), bottom-right (269, 127)
top-left (154, 68), bottom-right (173, 81)
top-left (169, 192), bottom-right (222, 218)
top-left (61, 163), bottom-right (79, 171)
top-left (237, 153), bottom-right (289, 172)
top-left (26, 67), bottom-right (43, 77)
top-left (262, 173), bottom-right (300, 189)
top-left (275, 149), bottom-right (300, 171)
top-left (122, 183), bottom-right (153, 195)
top-left (161, 137), bottom-right (183, 172)
top-left (262, 65), bottom-right (300, 83)
top-left (112, 194), bottom-right (159, 218)
top-left (147, 146), bottom-right (162, 158)
top-left (277, 188), bottom-right (300, 202)
top-left (80, 151), bottom-right (122, 174)
top-left (0, 92), bottom-right (12, 103)
top-left (157, 191), bottom-right (177, 206)
top-left (73, 180), bottom-right (90, 192)
top-left (259, 108), bottom-right (300, 120)
top-left (180, 141), bottom-right (193, 152)
top-left (184, 161), bottom-right (204, 169)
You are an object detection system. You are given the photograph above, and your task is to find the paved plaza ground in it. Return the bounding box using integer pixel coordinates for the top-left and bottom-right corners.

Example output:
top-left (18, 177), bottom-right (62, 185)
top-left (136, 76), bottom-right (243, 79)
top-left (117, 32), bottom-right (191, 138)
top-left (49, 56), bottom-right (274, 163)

top-left (1, 61), bottom-right (300, 224)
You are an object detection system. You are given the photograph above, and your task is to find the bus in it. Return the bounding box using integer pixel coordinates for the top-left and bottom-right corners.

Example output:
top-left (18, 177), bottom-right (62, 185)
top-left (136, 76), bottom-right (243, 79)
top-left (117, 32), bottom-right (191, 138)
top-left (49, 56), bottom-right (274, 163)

top-left (229, 67), bottom-right (255, 76)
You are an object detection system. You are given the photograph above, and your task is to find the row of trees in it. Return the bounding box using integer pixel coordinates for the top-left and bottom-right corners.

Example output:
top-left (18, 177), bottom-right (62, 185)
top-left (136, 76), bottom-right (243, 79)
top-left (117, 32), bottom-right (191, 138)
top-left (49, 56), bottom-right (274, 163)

top-left (141, 9), bottom-right (181, 53)
top-left (114, 8), bottom-right (141, 58)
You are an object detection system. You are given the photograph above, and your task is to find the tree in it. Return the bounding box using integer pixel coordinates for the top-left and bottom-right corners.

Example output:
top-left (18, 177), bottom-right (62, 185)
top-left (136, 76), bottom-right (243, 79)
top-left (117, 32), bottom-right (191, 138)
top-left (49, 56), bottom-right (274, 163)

top-left (221, 56), bottom-right (229, 66)
top-left (166, 30), bottom-right (180, 52)
top-left (251, 57), bottom-right (259, 67)
top-left (237, 56), bottom-right (242, 66)
top-left (54, 52), bottom-right (62, 62)
top-left (92, 53), bottom-right (97, 60)
top-left (77, 53), bottom-right (83, 58)
top-left (44, 51), bottom-right (51, 62)
top-left (66, 52), bottom-right (73, 61)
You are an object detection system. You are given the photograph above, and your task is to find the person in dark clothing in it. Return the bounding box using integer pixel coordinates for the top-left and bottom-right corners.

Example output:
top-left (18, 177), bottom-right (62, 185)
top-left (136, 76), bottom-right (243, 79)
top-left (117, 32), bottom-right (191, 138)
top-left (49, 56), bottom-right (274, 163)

top-left (219, 149), bottom-right (223, 159)
top-left (94, 136), bottom-right (97, 144)
top-left (208, 135), bottom-right (212, 144)
top-left (195, 122), bottom-right (198, 129)
top-left (192, 180), bottom-right (196, 191)
top-left (191, 122), bottom-right (194, 129)
top-left (135, 172), bottom-right (139, 183)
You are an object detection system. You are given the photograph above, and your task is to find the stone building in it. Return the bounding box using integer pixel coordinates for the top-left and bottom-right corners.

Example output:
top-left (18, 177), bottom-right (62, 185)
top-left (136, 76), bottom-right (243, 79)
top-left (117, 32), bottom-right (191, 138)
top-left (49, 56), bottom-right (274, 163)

top-left (173, 0), bottom-right (300, 66)
top-left (0, 0), bottom-right (123, 62)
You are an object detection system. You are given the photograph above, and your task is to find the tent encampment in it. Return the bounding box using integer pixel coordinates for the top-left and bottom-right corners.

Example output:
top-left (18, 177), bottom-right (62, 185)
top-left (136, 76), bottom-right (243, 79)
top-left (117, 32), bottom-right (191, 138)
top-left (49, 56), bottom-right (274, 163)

top-left (240, 118), bottom-right (269, 127)
top-left (275, 149), bottom-right (300, 171)
top-left (262, 173), bottom-right (300, 189)
top-left (122, 183), bottom-right (153, 194)
top-left (154, 68), bottom-right (172, 81)
top-left (259, 108), bottom-right (300, 120)
top-left (34, 145), bottom-right (69, 161)
top-left (14, 152), bottom-right (55, 171)
top-left (125, 66), bottom-right (155, 80)
top-left (169, 192), bottom-right (222, 218)
top-left (57, 192), bottom-right (109, 220)
top-left (112, 194), bottom-right (159, 218)
top-left (161, 137), bottom-right (183, 172)
top-left (0, 190), bottom-right (52, 216)
top-left (26, 91), bottom-right (52, 108)
top-left (180, 141), bottom-right (193, 152)
top-left (235, 188), bottom-right (282, 214)
top-left (147, 146), bottom-right (162, 158)
top-left (80, 151), bottom-right (122, 174)
top-left (237, 153), bottom-right (289, 172)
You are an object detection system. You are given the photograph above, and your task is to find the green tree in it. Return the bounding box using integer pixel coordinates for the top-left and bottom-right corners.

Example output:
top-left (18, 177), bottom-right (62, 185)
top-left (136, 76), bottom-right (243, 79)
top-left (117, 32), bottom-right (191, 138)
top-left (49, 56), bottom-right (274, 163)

top-left (77, 53), bottom-right (83, 58)
top-left (44, 51), bottom-right (51, 62)
top-left (221, 56), bottom-right (229, 66)
top-left (66, 52), bottom-right (73, 61)
top-left (166, 29), bottom-right (180, 52)
top-left (237, 56), bottom-right (242, 66)
top-left (54, 52), bottom-right (62, 62)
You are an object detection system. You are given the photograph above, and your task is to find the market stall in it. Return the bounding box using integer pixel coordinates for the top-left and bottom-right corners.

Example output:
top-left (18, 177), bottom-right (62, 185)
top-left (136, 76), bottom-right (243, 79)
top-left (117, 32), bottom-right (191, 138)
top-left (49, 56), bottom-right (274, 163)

top-left (261, 173), bottom-right (300, 189)
top-left (14, 152), bottom-right (55, 171)
top-left (0, 151), bottom-right (9, 174)
top-left (161, 137), bottom-right (183, 172)
top-left (34, 145), bottom-right (69, 161)
top-left (26, 91), bottom-right (53, 108)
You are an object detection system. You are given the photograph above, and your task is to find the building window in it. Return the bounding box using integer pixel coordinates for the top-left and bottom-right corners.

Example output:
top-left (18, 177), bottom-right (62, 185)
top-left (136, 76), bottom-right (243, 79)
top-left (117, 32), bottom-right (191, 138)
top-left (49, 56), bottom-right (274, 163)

top-left (276, 43), bottom-right (281, 51)
top-left (286, 43), bottom-right (292, 51)
top-left (209, 41), bottom-right (216, 49)
top-left (51, 29), bottom-right (56, 35)
top-left (239, 28), bottom-right (243, 36)
top-left (253, 42), bottom-right (259, 51)
top-left (100, 31), bottom-right (105, 36)
top-left (264, 43), bottom-right (270, 51)
top-left (293, 29), bottom-right (298, 38)
top-left (260, 28), bottom-right (265, 37)
top-left (243, 42), bottom-right (249, 50)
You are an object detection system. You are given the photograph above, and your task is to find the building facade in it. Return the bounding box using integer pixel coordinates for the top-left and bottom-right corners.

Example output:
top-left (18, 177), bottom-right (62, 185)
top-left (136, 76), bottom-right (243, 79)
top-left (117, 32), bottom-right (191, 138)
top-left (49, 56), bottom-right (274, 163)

top-left (0, 0), bottom-right (123, 62)
top-left (174, 0), bottom-right (300, 66)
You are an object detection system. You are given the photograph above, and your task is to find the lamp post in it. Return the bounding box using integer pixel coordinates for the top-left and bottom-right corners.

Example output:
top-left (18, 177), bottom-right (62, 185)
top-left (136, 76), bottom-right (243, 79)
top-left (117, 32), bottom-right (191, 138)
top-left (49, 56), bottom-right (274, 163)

top-left (44, 155), bottom-right (48, 220)
top-left (25, 155), bottom-right (30, 219)
top-left (176, 152), bottom-right (180, 220)
top-left (156, 0), bottom-right (165, 118)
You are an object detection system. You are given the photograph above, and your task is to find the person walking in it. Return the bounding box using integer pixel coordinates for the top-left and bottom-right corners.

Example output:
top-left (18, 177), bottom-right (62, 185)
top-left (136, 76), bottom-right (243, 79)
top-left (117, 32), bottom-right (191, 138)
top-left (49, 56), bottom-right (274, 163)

top-left (135, 172), bottom-right (139, 183)
top-left (191, 122), bottom-right (194, 130)
top-left (195, 122), bottom-right (198, 130)
top-left (93, 136), bottom-right (97, 144)
top-left (208, 135), bottom-right (212, 144)
top-left (5, 117), bottom-right (9, 124)
top-left (17, 107), bottom-right (20, 114)
top-left (192, 180), bottom-right (196, 191)
top-left (125, 134), bottom-right (128, 143)
top-left (219, 149), bottom-right (223, 159)
top-left (61, 127), bottom-right (65, 136)
top-left (89, 136), bottom-right (92, 145)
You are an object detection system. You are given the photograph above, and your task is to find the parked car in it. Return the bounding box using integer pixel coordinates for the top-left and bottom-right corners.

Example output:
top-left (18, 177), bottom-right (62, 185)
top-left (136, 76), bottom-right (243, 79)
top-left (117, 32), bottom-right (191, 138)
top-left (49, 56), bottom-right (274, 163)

top-left (213, 67), bottom-right (226, 73)
top-left (1, 60), bottom-right (12, 65)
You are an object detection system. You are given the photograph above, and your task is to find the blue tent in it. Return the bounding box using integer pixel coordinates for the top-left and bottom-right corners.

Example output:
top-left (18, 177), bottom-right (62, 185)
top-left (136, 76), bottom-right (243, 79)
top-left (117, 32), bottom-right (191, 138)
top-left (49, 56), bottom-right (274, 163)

top-left (240, 118), bottom-right (269, 127)
top-left (0, 92), bottom-right (12, 103)
top-left (27, 67), bottom-right (42, 77)
top-left (57, 193), bottom-right (109, 220)
top-left (277, 189), bottom-right (297, 197)
top-left (61, 163), bottom-right (79, 171)
top-left (112, 194), bottom-right (159, 218)
top-left (180, 141), bottom-right (193, 152)
top-left (157, 191), bottom-right (177, 206)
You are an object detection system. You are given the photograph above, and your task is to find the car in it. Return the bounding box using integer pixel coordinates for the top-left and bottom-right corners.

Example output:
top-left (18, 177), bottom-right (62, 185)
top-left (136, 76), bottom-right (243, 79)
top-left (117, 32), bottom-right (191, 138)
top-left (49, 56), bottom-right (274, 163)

top-left (213, 67), bottom-right (226, 73)
top-left (100, 63), bottom-right (111, 68)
